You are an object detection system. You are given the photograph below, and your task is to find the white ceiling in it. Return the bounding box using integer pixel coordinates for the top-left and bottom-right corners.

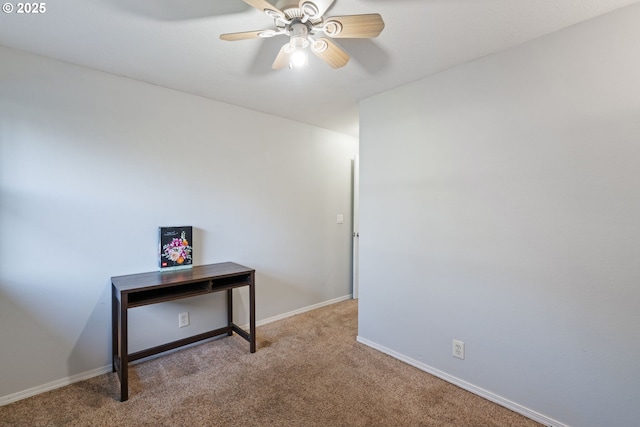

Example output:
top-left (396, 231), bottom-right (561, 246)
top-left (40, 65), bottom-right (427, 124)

top-left (1, 0), bottom-right (638, 136)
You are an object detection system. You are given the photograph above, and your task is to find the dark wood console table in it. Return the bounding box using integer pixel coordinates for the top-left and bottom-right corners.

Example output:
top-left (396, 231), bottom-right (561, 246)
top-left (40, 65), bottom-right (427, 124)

top-left (111, 262), bottom-right (255, 401)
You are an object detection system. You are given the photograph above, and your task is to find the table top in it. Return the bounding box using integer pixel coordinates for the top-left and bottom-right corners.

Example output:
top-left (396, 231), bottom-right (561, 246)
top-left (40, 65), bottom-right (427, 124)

top-left (111, 262), bottom-right (254, 293)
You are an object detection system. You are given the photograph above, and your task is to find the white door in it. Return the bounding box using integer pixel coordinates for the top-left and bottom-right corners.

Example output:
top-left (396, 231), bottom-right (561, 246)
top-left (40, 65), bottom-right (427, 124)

top-left (352, 155), bottom-right (360, 299)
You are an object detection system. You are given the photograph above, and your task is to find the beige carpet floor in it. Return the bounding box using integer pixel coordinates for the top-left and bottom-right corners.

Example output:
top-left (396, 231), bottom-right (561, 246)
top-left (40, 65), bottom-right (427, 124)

top-left (0, 299), bottom-right (542, 426)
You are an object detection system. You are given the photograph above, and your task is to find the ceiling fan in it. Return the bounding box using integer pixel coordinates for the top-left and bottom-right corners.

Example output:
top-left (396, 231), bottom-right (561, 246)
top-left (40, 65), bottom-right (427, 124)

top-left (220, 0), bottom-right (385, 69)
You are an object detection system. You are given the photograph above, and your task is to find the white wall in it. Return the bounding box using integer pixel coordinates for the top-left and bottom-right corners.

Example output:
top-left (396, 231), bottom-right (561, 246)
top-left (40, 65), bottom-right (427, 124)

top-left (358, 4), bottom-right (640, 427)
top-left (0, 46), bottom-right (357, 401)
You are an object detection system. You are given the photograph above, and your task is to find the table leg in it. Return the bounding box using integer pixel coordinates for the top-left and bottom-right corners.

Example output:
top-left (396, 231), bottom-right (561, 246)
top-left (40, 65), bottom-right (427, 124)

top-left (250, 272), bottom-right (256, 353)
top-left (227, 289), bottom-right (233, 336)
top-left (111, 285), bottom-right (118, 372)
top-left (120, 293), bottom-right (129, 402)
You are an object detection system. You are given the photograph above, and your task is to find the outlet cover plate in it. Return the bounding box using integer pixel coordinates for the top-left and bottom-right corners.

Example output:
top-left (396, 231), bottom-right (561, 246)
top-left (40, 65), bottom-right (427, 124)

top-left (179, 312), bottom-right (190, 328)
top-left (453, 339), bottom-right (465, 359)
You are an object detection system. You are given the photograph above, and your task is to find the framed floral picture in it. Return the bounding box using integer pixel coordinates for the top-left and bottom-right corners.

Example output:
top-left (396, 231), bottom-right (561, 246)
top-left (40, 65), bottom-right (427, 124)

top-left (159, 226), bottom-right (193, 271)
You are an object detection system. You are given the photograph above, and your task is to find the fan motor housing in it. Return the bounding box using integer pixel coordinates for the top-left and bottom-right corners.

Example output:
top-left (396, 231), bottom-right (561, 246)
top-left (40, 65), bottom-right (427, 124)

top-left (289, 22), bottom-right (310, 48)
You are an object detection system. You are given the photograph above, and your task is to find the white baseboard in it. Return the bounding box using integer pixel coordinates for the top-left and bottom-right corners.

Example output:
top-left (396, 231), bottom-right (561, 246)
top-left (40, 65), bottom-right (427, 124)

top-left (0, 295), bottom-right (353, 406)
top-left (243, 294), bottom-right (353, 329)
top-left (356, 336), bottom-right (568, 427)
top-left (0, 365), bottom-right (112, 406)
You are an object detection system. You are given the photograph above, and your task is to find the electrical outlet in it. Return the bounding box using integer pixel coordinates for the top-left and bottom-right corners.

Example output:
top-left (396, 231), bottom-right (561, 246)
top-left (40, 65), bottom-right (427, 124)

top-left (453, 339), bottom-right (465, 359)
top-left (179, 312), bottom-right (189, 328)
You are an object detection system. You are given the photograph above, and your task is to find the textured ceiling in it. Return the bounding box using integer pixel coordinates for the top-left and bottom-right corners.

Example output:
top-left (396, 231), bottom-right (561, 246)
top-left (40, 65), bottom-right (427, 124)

top-left (1, 0), bottom-right (638, 136)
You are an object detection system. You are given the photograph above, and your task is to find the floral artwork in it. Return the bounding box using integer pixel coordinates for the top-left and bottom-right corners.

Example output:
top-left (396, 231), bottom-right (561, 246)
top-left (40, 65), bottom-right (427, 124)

top-left (159, 226), bottom-right (193, 270)
top-left (163, 231), bottom-right (192, 264)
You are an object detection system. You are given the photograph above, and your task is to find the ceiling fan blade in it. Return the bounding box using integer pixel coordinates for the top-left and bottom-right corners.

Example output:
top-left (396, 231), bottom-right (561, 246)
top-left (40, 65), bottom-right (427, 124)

top-left (323, 14), bottom-right (385, 38)
top-left (299, 0), bottom-right (335, 20)
top-left (272, 44), bottom-right (291, 70)
top-left (241, 0), bottom-right (286, 21)
top-left (311, 38), bottom-right (349, 69)
top-left (220, 30), bottom-right (274, 41)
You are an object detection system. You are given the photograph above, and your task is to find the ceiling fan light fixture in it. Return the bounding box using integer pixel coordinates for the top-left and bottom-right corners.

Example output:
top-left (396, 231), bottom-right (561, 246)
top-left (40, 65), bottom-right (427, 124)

top-left (221, 0), bottom-right (384, 70)
top-left (290, 48), bottom-right (308, 68)
top-left (285, 23), bottom-right (309, 69)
